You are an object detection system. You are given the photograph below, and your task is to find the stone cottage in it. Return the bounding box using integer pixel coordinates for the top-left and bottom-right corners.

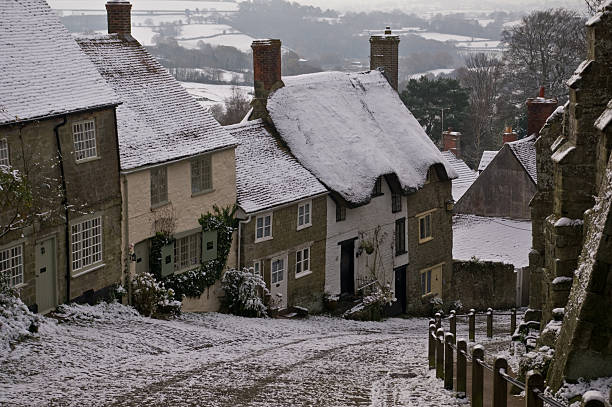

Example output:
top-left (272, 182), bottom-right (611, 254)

top-left (76, 0), bottom-right (238, 312)
top-left (0, 0), bottom-right (123, 312)
top-left (454, 91), bottom-right (557, 220)
top-left (525, 0), bottom-right (612, 390)
top-left (246, 31), bottom-right (457, 314)
top-left (228, 120), bottom-right (328, 311)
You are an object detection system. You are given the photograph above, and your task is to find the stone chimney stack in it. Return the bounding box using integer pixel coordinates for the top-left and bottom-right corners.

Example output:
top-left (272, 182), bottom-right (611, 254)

top-left (370, 26), bottom-right (400, 91)
top-left (526, 87), bottom-right (558, 137)
top-left (442, 128), bottom-right (461, 158)
top-left (106, 0), bottom-right (132, 35)
top-left (250, 39), bottom-right (284, 119)
top-left (502, 126), bottom-right (518, 144)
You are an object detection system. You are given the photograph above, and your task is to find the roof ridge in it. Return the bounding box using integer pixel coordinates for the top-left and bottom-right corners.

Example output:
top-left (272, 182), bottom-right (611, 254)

top-left (224, 118), bottom-right (264, 130)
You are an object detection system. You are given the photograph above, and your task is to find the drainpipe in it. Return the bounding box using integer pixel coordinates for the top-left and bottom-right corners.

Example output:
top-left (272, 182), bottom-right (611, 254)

top-left (53, 116), bottom-right (71, 303)
top-left (122, 174), bottom-right (131, 305)
top-left (236, 215), bottom-right (251, 269)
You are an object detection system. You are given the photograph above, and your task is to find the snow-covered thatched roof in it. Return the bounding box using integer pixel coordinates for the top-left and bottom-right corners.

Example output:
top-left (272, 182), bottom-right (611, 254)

top-left (0, 0), bottom-right (119, 125)
top-left (228, 120), bottom-right (327, 214)
top-left (266, 70), bottom-right (457, 206)
top-left (77, 34), bottom-right (236, 171)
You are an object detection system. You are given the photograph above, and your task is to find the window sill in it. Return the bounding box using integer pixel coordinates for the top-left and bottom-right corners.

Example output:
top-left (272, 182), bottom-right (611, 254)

top-left (418, 237), bottom-right (433, 244)
top-left (13, 283), bottom-right (27, 289)
top-left (151, 201), bottom-right (171, 211)
top-left (255, 235), bottom-right (273, 244)
top-left (72, 262), bottom-right (105, 278)
top-left (296, 223), bottom-right (312, 231)
top-left (75, 155), bottom-right (101, 164)
top-left (191, 188), bottom-right (215, 198)
top-left (295, 270), bottom-right (313, 279)
top-left (395, 250), bottom-right (407, 257)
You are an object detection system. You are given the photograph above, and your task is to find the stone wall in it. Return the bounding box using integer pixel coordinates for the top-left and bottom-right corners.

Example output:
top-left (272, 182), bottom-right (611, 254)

top-left (448, 260), bottom-right (516, 311)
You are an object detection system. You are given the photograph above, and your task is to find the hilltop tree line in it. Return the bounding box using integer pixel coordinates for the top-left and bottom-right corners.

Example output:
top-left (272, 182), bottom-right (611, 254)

top-left (401, 8), bottom-right (587, 168)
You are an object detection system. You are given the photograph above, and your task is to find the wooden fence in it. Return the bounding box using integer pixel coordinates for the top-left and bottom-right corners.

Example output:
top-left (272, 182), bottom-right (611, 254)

top-left (428, 311), bottom-right (608, 407)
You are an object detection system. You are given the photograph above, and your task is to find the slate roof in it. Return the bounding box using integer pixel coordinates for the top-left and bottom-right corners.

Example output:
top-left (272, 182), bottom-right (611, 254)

top-left (0, 0), bottom-right (119, 125)
top-left (507, 135), bottom-right (537, 184)
top-left (441, 151), bottom-right (478, 202)
top-left (266, 70), bottom-right (457, 206)
top-left (77, 34), bottom-right (236, 171)
top-left (478, 150), bottom-right (498, 172)
top-left (228, 119), bottom-right (327, 214)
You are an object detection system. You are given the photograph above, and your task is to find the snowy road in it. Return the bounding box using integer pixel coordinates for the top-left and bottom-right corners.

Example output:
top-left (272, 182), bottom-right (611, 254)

top-left (0, 304), bottom-right (464, 406)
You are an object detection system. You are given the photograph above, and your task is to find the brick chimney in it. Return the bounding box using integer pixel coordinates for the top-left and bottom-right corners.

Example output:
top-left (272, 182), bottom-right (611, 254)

top-left (442, 128), bottom-right (461, 158)
top-left (106, 0), bottom-right (132, 35)
top-left (526, 87), bottom-right (558, 137)
top-left (369, 27), bottom-right (400, 91)
top-left (502, 126), bottom-right (518, 144)
top-left (250, 39), bottom-right (284, 119)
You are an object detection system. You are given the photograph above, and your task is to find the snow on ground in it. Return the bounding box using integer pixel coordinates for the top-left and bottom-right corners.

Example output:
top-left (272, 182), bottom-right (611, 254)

top-left (410, 68), bottom-right (456, 80)
top-left (180, 81), bottom-right (253, 110)
top-left (0, 302), bottom-right (469, 407)
top-left (180, 33), bottom-right (255, 52)
top-left (453, 214), bottom-right (532, 267)
top-left (414, 32), bottom-right (488, 42)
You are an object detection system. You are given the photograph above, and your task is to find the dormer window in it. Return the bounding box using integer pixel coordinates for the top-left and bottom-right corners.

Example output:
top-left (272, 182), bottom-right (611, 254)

top-left (372, 178), bottom-right (383, 196)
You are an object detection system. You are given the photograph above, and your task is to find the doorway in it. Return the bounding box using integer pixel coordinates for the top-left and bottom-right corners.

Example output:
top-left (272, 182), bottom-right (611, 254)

top-left (35, 237), bottom-right (57, 314)
top-left (340, 238), bottom-right (355, 296)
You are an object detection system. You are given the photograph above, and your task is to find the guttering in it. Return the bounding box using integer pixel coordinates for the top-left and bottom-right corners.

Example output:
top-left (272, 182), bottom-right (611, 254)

top-left (119, 144), bottom-right (238, 175)
top-left (53, 116), bottom-right (71, 303)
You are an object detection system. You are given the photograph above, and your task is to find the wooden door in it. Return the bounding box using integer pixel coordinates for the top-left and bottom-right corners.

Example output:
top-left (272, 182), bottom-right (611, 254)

top-left (35, 237), bottom-right (57, 314)
top-left (270, 255), bottom-right (288, 309)
top-left (340, 239), bottom-right (355, 295)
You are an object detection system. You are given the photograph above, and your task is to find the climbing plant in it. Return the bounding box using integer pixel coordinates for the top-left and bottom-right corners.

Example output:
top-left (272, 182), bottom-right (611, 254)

top-left (163, 205), bottom-right (238, 299)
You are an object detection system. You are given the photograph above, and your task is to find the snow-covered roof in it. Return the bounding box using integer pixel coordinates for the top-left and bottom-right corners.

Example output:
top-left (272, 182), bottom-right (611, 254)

top-left (507, 135), bottom-right (537, 184)
top-left (441, 151), bottom-right (478, 202)
top-left (77, 34), bottom-right (236, 171)
top-left (478, 150), bottom-right (498, 172)
top-left (228, 120), bottom-right (327, 214)
top-left (0, 0), bottom-right (119, 125)
top-left (595, 99), bottom-right (612, 132)
top-left (453, 214), bottom-right (531, 267)
top-left (266, 70), bottom-right (457, 205)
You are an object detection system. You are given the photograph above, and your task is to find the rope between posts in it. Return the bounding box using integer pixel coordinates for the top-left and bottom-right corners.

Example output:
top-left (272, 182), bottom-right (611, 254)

top-left (533, 389), bottom-right (567, 407)
top-left (475, 358), bottom-right (494, 373)
top-left (499, 368), bottom-right (525, 391)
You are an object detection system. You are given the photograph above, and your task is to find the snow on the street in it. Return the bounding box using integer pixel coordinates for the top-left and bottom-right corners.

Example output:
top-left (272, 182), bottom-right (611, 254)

top-left (0, 303), bottom-right (470, 406)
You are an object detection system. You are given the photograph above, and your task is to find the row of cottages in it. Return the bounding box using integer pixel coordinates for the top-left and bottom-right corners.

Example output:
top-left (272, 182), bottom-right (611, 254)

top-left (230, 35), bottom-right (458, 314)
top-left (0, 0), bottom-right (123, 312)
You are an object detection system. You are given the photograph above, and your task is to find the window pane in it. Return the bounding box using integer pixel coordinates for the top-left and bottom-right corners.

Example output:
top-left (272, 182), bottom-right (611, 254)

top-left (71, 217), bottom-right (103, 272)
top-left (264, 216), bottom-right (271, 227)
top-left (0, 139), bottom-right (9, 166)
top-left (420, 218), bottom-right (425, 239)
top-left (427, 270), bottom-right (432, 292)
top-left (72, 120), bottom-right (97, 161)
top-left (426, 215), bottom-right (431, 237)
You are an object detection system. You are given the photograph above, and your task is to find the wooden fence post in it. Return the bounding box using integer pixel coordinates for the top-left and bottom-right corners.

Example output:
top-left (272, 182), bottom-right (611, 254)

top-left (525, 370), bottom-right (544, 407)
top-left (444, 333), bottom-right (454, 390)
top-left (487, 308), bottom-right (493, 338)
top-left (581, 391), bottom-right (607, 407)
top-left (429, 324), bottom-right (436, 369)
top-left (472, 345), bottom-right (484, 407)
top-left (493, 357), bottom-right (508, 407)
top-left (435, 312), bottom-right (442, 329)
top-left (436, 328), bottom-right (445, 379)
top-left (511, 308), bottom-right (517, 335)
top-left (450, 310), bottom-right (456, 344)
top-left (457, 339), bottom-right (467, 397)
top-left (469, 309), bottom-right (476, 342)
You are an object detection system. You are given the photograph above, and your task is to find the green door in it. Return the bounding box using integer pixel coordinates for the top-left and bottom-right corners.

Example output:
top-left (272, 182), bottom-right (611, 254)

top-left (202, 230), bottom-right (218, 262)
top-left (160, 243), bottom-right (175, 277)
top-left (35, 237), bottom-right (57, 314)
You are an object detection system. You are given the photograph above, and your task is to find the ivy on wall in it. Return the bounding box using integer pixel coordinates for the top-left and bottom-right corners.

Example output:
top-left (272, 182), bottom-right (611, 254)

top-left (162, 205), bottom-right (238, 299)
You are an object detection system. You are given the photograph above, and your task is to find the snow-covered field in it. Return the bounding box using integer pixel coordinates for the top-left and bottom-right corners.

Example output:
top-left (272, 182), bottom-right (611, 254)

top-left (0, 302), bottom-right (465, 406)
top-left (180, 81), bottom-right (252, 110)
top-left (453, 214), bottom-right (532, 267)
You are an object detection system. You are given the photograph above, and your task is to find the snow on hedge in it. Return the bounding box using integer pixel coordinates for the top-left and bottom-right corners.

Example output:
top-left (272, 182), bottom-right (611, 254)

top-left (267, 70), bottom-right (457, 205)
top-left (0, 294), bottom-right (42, 351)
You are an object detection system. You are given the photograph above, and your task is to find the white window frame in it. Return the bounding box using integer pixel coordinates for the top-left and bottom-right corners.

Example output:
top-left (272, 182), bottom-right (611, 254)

top-left (0, 138), bottom-right (10, 166)
top-left (297, 200), bottom-right (312, 230)
top-left (174, 232), bottom-right (201, 273)
top-left (271, 256), bottom-right (285, 284)
top-left (0, 244), bottom-right (24, 287)
top-left (255, 213), bottom-right (273, 243)
top-left (417, 209), bottom-right (435, 244)
top-left (253, 260), bottom-right (262, 276)
top-left (71, 216), bottom-right (103, 274)
top-left (72, 119), bottom-right (98, 162)
top-left (295, 246), bottom-right (311, 278)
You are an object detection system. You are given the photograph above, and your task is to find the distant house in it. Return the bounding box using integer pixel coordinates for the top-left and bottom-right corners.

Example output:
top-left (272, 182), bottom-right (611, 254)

top-left (228, 120), bottom-right (328, 311)
top-left (455, 93), bottom-right (557, 220)
top-left (245, 32), bottom-right (457, 314)
top-left (0, 0), bottom-right (122, 312)
top-left (76, 0), bottom-right (238, 312)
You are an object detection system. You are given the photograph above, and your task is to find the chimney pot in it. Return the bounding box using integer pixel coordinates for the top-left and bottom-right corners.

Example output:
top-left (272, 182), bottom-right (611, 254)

top-left (106, 0), bottom-right (132, 35)
top-left (539, 86), bottom-right (545, 98)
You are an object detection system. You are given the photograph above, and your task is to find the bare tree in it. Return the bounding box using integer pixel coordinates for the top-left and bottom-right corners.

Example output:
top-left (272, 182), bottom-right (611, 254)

top-left (502, 9), bottom-right (586, 103)
top-left (457, 53), bottom-right (503, 165)
top-left (585, 0), bottom-right (606, 14)
top-left (210, 87), bottom-right (251, 126)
